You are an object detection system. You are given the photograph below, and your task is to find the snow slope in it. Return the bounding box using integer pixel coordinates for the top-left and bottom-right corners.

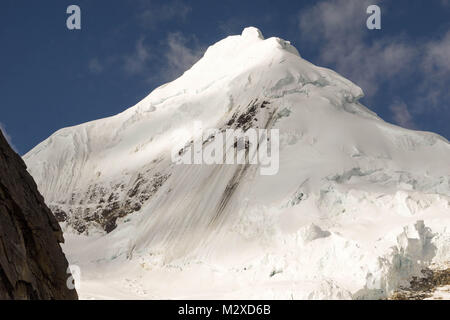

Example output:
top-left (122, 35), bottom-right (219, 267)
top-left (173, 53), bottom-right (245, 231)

top-left (24, 27), bottom-right (450, 299)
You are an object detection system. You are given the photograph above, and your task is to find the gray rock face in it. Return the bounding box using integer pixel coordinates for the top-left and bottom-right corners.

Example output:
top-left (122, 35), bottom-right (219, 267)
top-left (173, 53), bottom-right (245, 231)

top-left (0, 130), bottom-right (77, 300)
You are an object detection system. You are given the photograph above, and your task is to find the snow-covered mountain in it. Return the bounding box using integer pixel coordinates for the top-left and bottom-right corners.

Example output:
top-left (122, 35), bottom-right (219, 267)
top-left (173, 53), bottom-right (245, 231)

top-left (24, 27), bottom-right (450, 299)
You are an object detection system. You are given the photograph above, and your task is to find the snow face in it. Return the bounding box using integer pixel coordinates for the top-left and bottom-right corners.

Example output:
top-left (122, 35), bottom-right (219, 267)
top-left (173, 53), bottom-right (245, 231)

top-left (24, 27), bottom-right (450, 299)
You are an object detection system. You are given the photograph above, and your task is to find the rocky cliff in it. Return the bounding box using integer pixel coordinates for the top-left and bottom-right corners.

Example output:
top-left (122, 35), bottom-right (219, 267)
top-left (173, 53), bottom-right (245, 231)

top-left (0, 129), bottom-right (77, 299)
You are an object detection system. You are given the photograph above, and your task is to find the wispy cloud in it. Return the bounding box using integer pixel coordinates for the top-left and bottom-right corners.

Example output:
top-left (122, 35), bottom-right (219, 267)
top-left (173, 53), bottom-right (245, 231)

top-left (298, 0), bottom-right (450, 130)
top-left (137, 0), bottom-right (192, 29)
top-left (88, 58), bottom-right (104, 74)
top-left (389, 101), bottom-right (416, 129)
top-left (87, 0), bottom-right (194, 78)
top-left (424, 32), bottom-right (450, 74)
top-left (298, 0), bottom-right (416, 97)
top-left (123, 37), bottom-right (153, 75)
top-left (159, 32), bottom-right (205, 81)
top-left (409, 31), bottom-right (450, 115)
top-left (119, 32), bottom-right (205, 84)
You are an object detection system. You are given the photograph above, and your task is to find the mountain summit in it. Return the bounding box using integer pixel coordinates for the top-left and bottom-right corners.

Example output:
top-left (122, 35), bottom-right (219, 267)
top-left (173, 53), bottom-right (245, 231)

top-left (24, 27), bottom-right (450, 299)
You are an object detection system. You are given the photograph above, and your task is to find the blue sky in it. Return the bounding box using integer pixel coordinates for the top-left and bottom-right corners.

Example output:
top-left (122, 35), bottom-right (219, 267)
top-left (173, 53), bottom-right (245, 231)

top-left (1, 0), bottom-right (449, 155)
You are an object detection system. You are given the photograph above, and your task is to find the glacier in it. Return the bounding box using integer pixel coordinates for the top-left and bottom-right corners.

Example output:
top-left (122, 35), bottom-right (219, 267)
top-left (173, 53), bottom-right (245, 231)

top-left (24, 27), bottom-right (450, 299)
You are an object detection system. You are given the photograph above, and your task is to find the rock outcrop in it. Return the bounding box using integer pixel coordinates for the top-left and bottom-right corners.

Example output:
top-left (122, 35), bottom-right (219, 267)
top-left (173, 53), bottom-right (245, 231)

top-left (0, 130), bottom-right (77, 299)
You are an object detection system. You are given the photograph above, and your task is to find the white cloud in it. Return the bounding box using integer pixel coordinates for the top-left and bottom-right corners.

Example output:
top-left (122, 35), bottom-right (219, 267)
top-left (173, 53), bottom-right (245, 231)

top-left (298, 0), bottom-right (417, 97)
top-left (123, 37), bottom-right (153, 75)
top-left (424, 31), bottom-right (450, 74)
top-left (119, 32), bottom-right (205, 84)
top-left (413, 31), bottom-right (450, 114)
top-left (389, 101), bottom-right (416, 129)
top-left (299, 0), bottom-right (366, 44)
top-left (88, 0), bottom-right (192, 76)
top-left (88, 58), bottom-right (104, 74)
top-left (298, 0), bottom-right (450, 131)
top-left (160, 32), bottom-right (204, 81)
top-left (138, 0), bottom-right (192, 29)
